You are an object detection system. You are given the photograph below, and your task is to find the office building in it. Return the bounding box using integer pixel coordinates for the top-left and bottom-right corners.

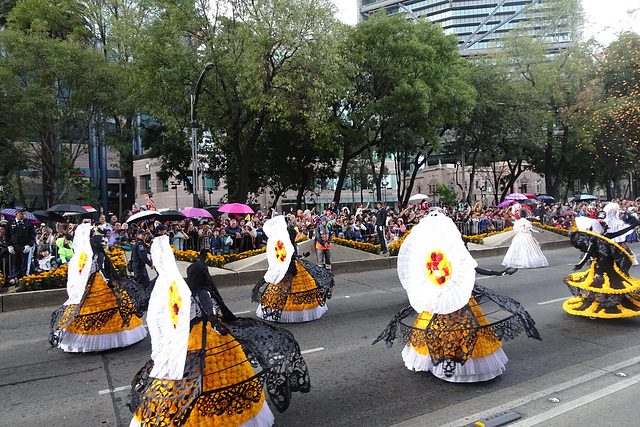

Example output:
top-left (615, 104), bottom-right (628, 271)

top-left (359, 0), bottom-right (572, 56)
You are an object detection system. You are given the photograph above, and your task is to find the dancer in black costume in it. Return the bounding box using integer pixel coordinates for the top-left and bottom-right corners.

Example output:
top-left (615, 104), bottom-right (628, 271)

top-left (128, 236), bottom-right (310, 427)
top-left (374, 211), bottom-right (541, 382)
top-left (253, 216), bottom-right (334, 323)
top-left (49, 224), bottom-right (149, 352)
top-left (563, 216), bottom-right (640, 318)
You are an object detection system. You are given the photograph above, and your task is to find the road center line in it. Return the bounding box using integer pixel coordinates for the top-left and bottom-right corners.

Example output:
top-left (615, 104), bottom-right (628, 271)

top-left (537, 297), bottom-right (567, 305)
top-left (437, 355), bottom-right (640, 427)
top-left (508, 373), bottom-right (640, 427)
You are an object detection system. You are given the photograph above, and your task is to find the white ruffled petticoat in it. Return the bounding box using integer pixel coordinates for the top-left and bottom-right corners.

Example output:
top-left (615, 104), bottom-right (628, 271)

top-left (401, 344), bottom-right (508, 383)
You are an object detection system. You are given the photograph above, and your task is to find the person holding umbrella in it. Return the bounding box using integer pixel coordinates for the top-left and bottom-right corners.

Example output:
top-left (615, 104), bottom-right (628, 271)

top-left (6, 208), bottom-right (36, 285)
top-left (131, 229), bottom-right (155, 287)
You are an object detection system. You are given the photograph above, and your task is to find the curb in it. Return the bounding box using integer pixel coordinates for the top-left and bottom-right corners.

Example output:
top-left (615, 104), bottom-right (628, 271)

top-left (0, 239), bottom-right (571, 313)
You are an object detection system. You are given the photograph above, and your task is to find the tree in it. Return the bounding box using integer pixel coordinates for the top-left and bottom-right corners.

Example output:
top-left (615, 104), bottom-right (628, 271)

top-left (331, 12), bottom-right (475, 206)
top-left (574, 32), bottom-right (640, 199)
top-left (490, 0), bottom-right (588, 200)
top-left (132, 0), bottom-right (340, 203)
top-left (0, 0), bottom-right (125, 207)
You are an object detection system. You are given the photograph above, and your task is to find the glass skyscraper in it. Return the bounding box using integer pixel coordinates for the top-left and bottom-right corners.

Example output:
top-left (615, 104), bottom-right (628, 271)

top-left (359, 0), bottom-right (571, 56)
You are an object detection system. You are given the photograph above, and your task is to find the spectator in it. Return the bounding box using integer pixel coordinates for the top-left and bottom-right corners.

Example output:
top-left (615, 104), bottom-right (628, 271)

top-left (210, 228), bottom-right (224, 255)
top-left (56, 234), bottom-right (74, 265)
top-left (131, 229), bottom-right (154, 287)
top-left (375, 202), bottom-right (388, 254)
top-left (35, 247), bottom-right (56, 274)
top-left (225, 219), bottom-right (243, 254)
top-left (254, 223), bottom-right (267, 249)
top-left (315, 216), bottom-right (333, 270)
top-left (6, 208), bottom-right (36, 285)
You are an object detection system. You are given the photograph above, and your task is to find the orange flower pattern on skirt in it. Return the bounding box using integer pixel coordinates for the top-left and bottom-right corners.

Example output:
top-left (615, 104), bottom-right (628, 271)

top-left (410, 297), bottom-right (501, 358)
top-left (67, 273), bottom-right (143, 335)
top-left (132, 322), bottom-right (265, 426)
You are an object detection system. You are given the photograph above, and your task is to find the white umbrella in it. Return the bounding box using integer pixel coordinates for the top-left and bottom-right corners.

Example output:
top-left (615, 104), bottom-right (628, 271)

top-left (126, 210), bottom-right (158, 223)
top-left (408, 193), bottom-right (429, 203)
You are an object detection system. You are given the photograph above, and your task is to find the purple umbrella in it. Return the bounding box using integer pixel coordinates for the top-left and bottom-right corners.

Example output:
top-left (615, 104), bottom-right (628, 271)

top-left (497, 200), bottom-right (515, 208)
top-left (181, 207), bottom-right (213, 219)
top-left (218, 203), bottom-right (255, 214)
top-left (0, 208), bottom-right (39, 222)
top-left (505, 193), bottom-right (527, 201)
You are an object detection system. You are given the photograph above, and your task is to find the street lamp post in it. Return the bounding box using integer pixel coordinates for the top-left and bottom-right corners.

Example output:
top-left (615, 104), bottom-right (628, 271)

top-left (191, 62), bottom-right (215, 208)
top-left (170, 181), bottom-right (178, 210)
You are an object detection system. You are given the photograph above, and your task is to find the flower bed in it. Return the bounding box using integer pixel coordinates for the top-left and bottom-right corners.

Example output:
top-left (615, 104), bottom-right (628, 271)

top-left (533, 222), bottom-right (570, 236)
top-left (171, 236), bottom-right (308, 268)
top-left (16, 247), bottom-right (128, 292)
top-left (332, 238), bottom-right (380, 254)
top-left (463, 227), bottom-right (513, 245)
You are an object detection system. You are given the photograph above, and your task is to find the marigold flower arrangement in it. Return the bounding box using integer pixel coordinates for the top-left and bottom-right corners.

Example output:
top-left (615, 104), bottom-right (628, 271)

top-left (16, 248), bottom-right (128, 293)
top-left (171, 236), bottom-right (308, 268)
top-left (332, 238), bottom-right (381, 254)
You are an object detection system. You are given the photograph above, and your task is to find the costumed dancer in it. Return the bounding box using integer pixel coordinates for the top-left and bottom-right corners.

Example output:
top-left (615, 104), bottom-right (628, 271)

top-left (128, 237), bottom-right (310, 427)
top-left (562, 216), bottom-right (640, 318)
top-left (253, 216), bottom-right (334, 323)
top-left (49, 224), bottom-right (149, 352)
top-left (374, 211), bottom-right (541, 382)
top-left (602, 202), bottom-right (639, 265)
top-left (502, 209), bottom-right (549, 269)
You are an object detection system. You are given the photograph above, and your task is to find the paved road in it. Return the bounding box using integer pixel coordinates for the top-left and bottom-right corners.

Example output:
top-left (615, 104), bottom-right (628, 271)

top-left (2, 246), bottom-right (640, 426)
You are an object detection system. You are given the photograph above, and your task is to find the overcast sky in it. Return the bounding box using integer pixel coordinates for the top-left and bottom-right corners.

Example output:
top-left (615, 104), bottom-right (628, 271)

top-left (331, 0), bottom-right (640, 45)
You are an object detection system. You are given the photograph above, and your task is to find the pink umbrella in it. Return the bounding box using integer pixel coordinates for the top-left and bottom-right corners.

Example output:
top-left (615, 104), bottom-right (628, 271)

top-left (218, 203), bottom-right (255, 214)
top-left (497, 200), bottom-right (515, 208)
top-left (181, 207), bottom-right (213, 219)
top-left (505, 193), bottom-right (527, 201)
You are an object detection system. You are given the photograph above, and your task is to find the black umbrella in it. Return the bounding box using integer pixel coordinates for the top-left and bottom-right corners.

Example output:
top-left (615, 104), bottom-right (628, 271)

top-left (32, 210), bottom-right (67, 222)
top-left (536, 195), bottom-right (555, 202)
top-left (571, 194), bottom-right (597, 202)
top-left (158, 210), bottom-right (187, 222)
top-left (48, 204), bottom-right (88, 214)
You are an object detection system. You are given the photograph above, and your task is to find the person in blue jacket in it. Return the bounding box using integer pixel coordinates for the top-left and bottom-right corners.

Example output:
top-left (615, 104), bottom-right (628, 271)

top-left (131, 229), bottom-right (154, 287)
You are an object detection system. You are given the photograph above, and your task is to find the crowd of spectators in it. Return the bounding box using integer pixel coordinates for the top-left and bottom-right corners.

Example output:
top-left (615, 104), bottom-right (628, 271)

top-left (2, 197), bottom-right (640, 287)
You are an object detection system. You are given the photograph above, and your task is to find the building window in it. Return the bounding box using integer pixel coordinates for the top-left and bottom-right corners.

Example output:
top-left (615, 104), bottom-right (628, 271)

top-left (203, 176), bottom-right (217, 191)
top-left (161, 178), bottom-right (169, 192)
top-left (141, 174), bottom-right (151, 194)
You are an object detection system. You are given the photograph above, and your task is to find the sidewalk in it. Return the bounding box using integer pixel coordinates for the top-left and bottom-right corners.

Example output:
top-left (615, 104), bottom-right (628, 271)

top-left (0, 226), bottom-right (571, 312)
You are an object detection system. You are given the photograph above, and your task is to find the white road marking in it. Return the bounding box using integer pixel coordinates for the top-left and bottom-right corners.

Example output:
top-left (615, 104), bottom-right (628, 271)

top-left (508, 373), bottom-right (640, 426)
top-left (301, 347), bottom-right (325, 355)
top-left (98, 385), bottom-right (131, 395)
top-left (437, 355), bottom-right (640, 427)
top-left (235, 310), bottom-right (252, 315)
top-left (537, 297), bottom-right (567, 305)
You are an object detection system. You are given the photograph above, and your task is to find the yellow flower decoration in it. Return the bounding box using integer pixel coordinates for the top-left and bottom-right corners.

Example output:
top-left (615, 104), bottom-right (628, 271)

top-left (425, 249), bottom-right (452, 287)
top-left (168, 281), bottom-right (182, 329)
top-left (78, 251), bottom-right (87, 273)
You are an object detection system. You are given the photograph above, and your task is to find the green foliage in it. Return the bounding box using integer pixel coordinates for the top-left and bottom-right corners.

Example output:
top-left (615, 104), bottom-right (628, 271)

top-left (0, 0), bottom-right (128, 207)
top-left (131, 0), bottom-right (341, 203)
top-left (435, 182), bottom-right (457, 207)
top-left (332, 12), bottom-right (475, 204)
